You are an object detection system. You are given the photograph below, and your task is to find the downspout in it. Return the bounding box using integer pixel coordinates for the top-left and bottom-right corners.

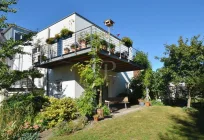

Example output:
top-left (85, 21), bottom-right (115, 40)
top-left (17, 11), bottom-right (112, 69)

top-left (46, 28), bottom-right (51, 96)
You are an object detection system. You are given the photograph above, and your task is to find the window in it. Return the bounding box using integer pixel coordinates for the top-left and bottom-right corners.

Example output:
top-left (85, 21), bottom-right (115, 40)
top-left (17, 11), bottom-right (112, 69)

top-left (15, 32), bottom-right (22, 41)
top-left (56, 81), bottom-right (62, 92)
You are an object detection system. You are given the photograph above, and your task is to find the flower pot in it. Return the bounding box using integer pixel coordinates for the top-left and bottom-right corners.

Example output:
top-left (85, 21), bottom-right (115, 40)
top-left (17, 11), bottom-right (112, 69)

top-left (71, 48), bottom-right (76, 52)
top-left (110, 48), bottom-right (115, 54)
top-left (64, 48), bottom-right (70, 54)
top-left (145, 101), bottom-right (150, 107)
top-left (97, 109), bottom-right (104, 119)
top-left (100, 45), bottom-right (107, 51)
top-left (93, 116), bottom-right (99, 122)
top-left (80, 41), bottom-right (87, 49)
top-left (77, 47), bottom-right (81, 51)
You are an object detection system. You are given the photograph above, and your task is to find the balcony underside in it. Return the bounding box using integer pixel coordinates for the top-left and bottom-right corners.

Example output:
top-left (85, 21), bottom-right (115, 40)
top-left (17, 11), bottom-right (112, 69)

top-left (34, 48), bottom-right (142, 72)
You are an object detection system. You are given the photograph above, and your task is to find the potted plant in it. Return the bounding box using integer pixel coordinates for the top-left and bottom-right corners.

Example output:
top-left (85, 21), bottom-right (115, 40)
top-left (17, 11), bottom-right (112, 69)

top-left (121, 37), bottom-right (133, 48)
top-left (38, 55), bottom-right (47, 62)
top-left (93, 114), bottom-right (99, 122)
top-left (109, 43), bottom-right (115, 54)
top-left (64, 47), bottom-right (70, 54)
top-left (138, 98), bottom-right (145, 106)
top-left (145, 100), bottom-right (151, 107)
top-left (97, 106), bottom-right (104, 119)
top-left (100, 39), bottom-right (108, 51)
top-left (60, 28), bottom-right (73, 39)
top-left (70, 43), bottom-right (79, 52)
top-left (55, 34), bottom-right (61, 41)
top-left (46, 37), bottom-right (56, 45)
top-left (78, 37), bottom-right (87, 49)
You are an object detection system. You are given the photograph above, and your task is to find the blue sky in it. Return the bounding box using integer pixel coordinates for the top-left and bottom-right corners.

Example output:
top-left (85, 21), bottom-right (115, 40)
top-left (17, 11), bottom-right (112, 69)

top-left (6, 0), bottom-right (204, 70)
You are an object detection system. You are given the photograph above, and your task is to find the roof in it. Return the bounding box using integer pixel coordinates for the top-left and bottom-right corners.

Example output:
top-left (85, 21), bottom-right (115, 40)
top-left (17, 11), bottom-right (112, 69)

top-left (38, 12), bottom-right (123, 42)
top-left (2, 25), bottom-right (33, 34)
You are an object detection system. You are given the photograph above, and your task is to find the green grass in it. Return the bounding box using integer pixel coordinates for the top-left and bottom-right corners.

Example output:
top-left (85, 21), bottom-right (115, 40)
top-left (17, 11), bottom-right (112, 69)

top-left (50, 106), bottom-right (204, 140)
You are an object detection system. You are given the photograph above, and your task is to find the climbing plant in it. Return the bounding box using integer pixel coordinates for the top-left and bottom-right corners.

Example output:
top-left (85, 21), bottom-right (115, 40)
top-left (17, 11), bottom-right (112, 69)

top-left (71, 33), bottom-right (105, 116)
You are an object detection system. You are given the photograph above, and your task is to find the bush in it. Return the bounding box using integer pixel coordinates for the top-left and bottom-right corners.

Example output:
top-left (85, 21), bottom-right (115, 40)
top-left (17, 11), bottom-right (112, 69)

top-left (54, 116), bottom-right (88, 136)
top-left (36, 97), bottom-right (77, 128)
top-left (182, 107), bottom-right (198, 113)
top-left (0, 92), bottom-right (49, 139)
top-left (151, 100), bottom-right (164, 106)
top-left (102, 105), bottom-right (110, 116)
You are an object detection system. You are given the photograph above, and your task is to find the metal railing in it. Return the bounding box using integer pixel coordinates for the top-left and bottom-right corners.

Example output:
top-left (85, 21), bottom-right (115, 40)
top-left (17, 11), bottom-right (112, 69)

top-left (33, 25), bottom-right (138, 64)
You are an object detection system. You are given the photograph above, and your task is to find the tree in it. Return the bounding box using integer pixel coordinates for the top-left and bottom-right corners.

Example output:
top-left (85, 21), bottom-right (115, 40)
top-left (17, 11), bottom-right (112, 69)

top-left (133, 51), bottom-right (153, 101)
top-left (0, 0), bottom-right (42, 91)
top-left (158, 36), bottom-right (204, 107)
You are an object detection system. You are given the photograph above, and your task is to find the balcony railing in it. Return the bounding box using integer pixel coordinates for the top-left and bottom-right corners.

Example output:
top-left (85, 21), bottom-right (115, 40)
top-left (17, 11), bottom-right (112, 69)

top-left (33, 25), bottom-right (138, 64)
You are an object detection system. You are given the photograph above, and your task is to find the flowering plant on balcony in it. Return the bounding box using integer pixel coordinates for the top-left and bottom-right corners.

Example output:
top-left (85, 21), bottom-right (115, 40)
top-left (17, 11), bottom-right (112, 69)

top-left (70, 43), bottom-right (79, 52)
top-left (46, 37), bottom-right (56, 45)
top-left (109, 43), bottom-right (116, 53)
top-left (55, 34), bottom-right (61, 41)
top-left (100, 39), bottom-right (108, 51)
top-left (60, 28), bottom-right (73, 39)
top-left (121, 37), bottom-right (133, 48)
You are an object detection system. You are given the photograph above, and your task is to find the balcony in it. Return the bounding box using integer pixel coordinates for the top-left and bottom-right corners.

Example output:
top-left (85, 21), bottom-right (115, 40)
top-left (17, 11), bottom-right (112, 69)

top-left (33, 25), bottom-right (142, 72)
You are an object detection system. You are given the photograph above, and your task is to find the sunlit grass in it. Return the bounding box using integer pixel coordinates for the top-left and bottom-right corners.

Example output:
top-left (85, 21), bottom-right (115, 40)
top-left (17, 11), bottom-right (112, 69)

top-left (50, 106), bottom-right (204, 140)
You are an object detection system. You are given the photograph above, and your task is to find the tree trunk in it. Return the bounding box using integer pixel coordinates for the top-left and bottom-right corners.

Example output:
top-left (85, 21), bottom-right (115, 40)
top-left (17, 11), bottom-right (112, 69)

top-left (99, 86), bottom-right (102, 107)
top-left (187, 89), bottom-right (191, 108)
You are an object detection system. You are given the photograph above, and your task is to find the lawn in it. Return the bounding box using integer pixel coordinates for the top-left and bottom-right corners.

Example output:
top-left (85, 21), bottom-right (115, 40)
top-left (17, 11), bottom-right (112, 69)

top-left (50, 106), bottom-right (204, 140)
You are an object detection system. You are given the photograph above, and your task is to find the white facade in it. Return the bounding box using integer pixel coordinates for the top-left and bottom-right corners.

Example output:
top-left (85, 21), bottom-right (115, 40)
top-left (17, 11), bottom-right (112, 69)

top-left (33, 13), bottom-right (134, 98)
top-left (4, 13), bottom-right (135, 98)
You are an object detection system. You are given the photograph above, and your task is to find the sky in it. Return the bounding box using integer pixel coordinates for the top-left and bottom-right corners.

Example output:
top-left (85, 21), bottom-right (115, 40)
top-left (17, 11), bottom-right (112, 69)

top-left (5, 0), bottom-right (204, 71)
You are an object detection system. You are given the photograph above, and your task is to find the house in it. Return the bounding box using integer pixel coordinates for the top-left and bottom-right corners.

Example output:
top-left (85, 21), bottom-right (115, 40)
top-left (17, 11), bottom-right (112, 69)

top-left (1, 25), bottom-right (45, 92)
top-left (32, 12), bottom-right (142, 99)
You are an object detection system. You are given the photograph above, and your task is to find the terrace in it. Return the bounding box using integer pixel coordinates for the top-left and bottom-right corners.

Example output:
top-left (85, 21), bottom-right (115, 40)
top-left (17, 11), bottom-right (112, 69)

top-left (33, 25), bottom-right (141, 72)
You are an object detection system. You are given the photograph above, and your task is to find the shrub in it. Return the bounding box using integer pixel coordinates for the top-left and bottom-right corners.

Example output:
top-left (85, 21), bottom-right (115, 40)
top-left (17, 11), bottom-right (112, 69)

top-left (151, 100), bottom-right (164, 106)
top-left (182, 107), bottom-right (198, 113)
top-left (76, 89), bottom-right (97, 116)
top-left (36, 97), bottom-right (77, 128)
top-left (0, 92), bottom-right (49, 139)
top-left (102, 105), bottom-right (110, 116)
top-left (54, 116), bottom-right (88, 136)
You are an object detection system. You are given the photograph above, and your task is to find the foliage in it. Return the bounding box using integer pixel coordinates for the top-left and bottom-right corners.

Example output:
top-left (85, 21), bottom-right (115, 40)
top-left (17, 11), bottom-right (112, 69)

top-left (60, 28), bottom-right (73, 38)
top-left (54, 116), bottom-right (88, 136)
top-left (134, 51), bottom-right (150, 69)
top-left (55, 34), bottom-right (61, 41)
top-left (36, 97), bottom-right (77, 128)
top-left (0, 0), bottom-right (17, 28)
top-left (0, 1), bottom-right (41, 91)
top-left (46, 37), bottom-right (56, 44)
top-left (158, 35), bottom-right (204, 107)
top-left (182, 107), bottom-right (198, 113)
top-left (121, 37), bottom-right (133, 47)
top-left (151, 100), bottom-right (164, 106)
top-left (19, 132), bottom-right (39, 140)
top-left (70, 43), bottom-right (79, 49)
top-left (102, 105), bottom-right (110, 116)
top-left (109, 43), bottom-right (115, 49)
top-left (0, 92), bottom-right (48, 139)
top-left (100, 39), bottom-right (108, 46)
top-left (72, 33), bottom-right (105, 116)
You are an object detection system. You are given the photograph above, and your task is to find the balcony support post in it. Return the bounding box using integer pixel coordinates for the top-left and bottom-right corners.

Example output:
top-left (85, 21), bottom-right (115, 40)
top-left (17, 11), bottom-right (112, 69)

top-left (119, 41), bottom-right (122, 59)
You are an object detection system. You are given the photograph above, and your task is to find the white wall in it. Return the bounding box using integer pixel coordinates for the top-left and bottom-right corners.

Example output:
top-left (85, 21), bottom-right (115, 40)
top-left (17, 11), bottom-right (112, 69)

top-left (49, 65), bottom-right (77, 98)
